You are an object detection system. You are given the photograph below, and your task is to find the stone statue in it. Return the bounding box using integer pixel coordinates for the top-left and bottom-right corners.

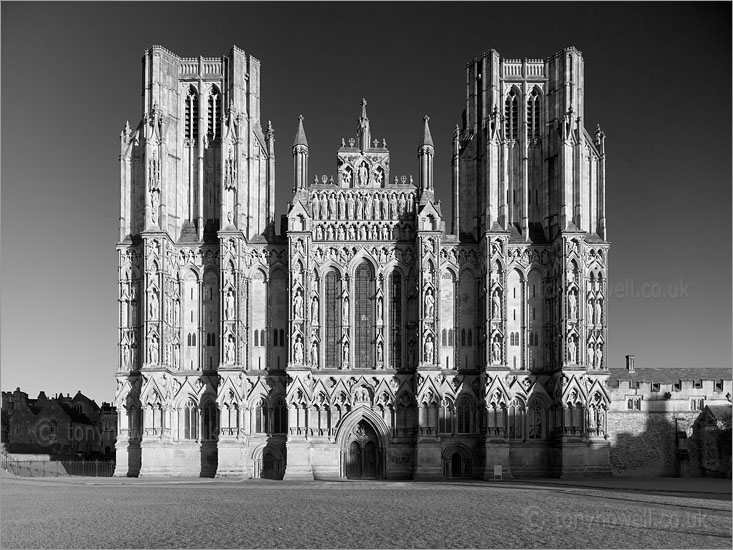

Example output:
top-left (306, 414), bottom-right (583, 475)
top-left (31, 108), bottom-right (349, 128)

top-left (398, 193), bottom-right (406, 216)
top-left (377, 341), bottom-right (383, 363)
top-left (149, 334), bottom-right (158, 364)
top-left (343, 340), bottom-right (349, 363)
top-left (151, 190), bottom-right (160, 225)
top-left (337, 225), bottom-right (345, 240)
top-left (342, 296), bottom-right (349, 322)
top-left (596, 345), bottom-right (603, 369)
top-left (320, 195), bottom-right (328, 219)
top-left (407, 339), bottom-right (415, 366)
top-left (569, 291), bottom-right (577, 319)
top-left (492, 338), bottom-right (501, 363)
top-left (173, 343), bottom-right (179, 370)
top-left (377, 296), bottom-right (383, 320)
top-left (337, 193), bottom-right (346, 219)
top-left (347, 194), bottom-right (355, 219)
top-left (390, 193), bottom-right (398, 219)
top-left (424, 287), bottom-right (435, 318)
top-left (328, 193), bottom-right (337, 218)
top-left (293, 289), bottom-right (304, 318)
top-left (587, 299), bottom-right (594, 325)
top-left (587, 343), bottom-right (595, 367)
top-left (311, 340), bottom-right (318, 366)
top-left (225, 289), bottom-right (235, 320)
top-left (294, 336), bottom-right (304, 364)
top-left (356, 194), bottom-right (363, 219)
top-left (311, 295), bottom-right (319, 322)
top-left (358, 162), bottom-right (369, 186)
top-left (315, 225), bottom-right (323, 240)
top-left (311, 193), bottom-right (320, 220)
top-left (492, 290), bottom-right (502, 319)
top-left (122, 342), bottom-right (130, 371)
top-left (342, 169), bottom-right (352, 186)
top-left (347, 225), bottom-right (355, 240)
top-left (424, 335), bottom-right (434, 363)
top-left (595, 299), bottom-right (603, 326)
top-left (365, 194), bottom-right (373, 220)
top-left (225, 336), bottom-right (235, 364)
top-left (375, 169), bottom-right (384, 186)
top-left (567, 337), bottom-right (577, 364)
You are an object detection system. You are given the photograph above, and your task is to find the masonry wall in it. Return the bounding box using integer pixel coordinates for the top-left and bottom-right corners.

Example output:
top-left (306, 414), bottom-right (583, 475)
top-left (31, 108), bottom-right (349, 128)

top-left (608, 411), bottom-right (699, 476)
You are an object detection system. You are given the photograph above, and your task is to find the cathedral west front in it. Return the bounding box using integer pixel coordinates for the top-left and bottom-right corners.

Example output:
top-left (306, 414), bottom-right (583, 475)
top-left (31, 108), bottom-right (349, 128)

top-left (114, 45), bottom-right (611, 479)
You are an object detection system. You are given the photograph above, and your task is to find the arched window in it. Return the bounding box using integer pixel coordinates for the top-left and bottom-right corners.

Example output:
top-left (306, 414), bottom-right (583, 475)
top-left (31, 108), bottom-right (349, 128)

top-left (439, 400), bottom-right (454, 434)
top-left (390, 272), bottom-right (402, 369)
top-left (441, 329), bottom-right (447, 347)
top-left (272, 399), bottom-right (287, 434)
top-left (448, 329), bottom-right (454, 346)
top-left (254, 399), bottom-right (268, 434)
top-left (201, 401), bottom-right (218, 440)
top-left (461, 329), bottom-right (466, 346)
top-left (182, 399), bottom-right (198, 440)
top-left (185, 86), bottom-right (199, 141)
top-left (355, 263), bottom-right (375, 369)
top-left (527, 87), bottom-right (541, 141)
top-left (467, 329), bottom-right (473, 347)
top-left (504, 88), bottom-right (518, 141)
top-left (273, 329), bottom-right (278, 347)
top-left (207, 86), bottom-right (221, 141)
top-left (324, 270), bottom-right (341, 368)
top-left (254, 330), bottom-right (259, 347)
top-left (456, 398), bottom-right (472, 434)
top-left (279, 329), bottom-right (285, 348)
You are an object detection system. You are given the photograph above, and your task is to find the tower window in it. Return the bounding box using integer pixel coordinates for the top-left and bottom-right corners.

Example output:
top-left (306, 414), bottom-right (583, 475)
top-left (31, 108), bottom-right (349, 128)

top-left (185, 86), bottom-right (199, 141)
top-left (505, 89), bottom-right (518, 141)
top-left (527, 88), bottom-right (540, 141)
top-left (207, 87), bottom-right (222, 141)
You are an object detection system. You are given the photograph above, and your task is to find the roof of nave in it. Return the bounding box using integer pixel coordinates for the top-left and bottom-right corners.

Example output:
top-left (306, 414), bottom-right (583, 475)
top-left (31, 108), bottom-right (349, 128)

top-left (608, 367), bottom-right (731, 386)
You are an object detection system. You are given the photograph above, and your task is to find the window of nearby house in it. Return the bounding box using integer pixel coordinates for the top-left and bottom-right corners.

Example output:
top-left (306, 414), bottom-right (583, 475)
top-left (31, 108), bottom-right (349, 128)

top-left (690, 398), bottom-right (705, 411)
top-left (673, 381), bottom-right (681, 392)
top-left (715, 379), bottom-right (724, 392)
top-left (651, 383), bottom-right (660, 392)
top-left (627, 397), bottom-right (641, 410)
top-left (693, 380), bottom-right (703, 389)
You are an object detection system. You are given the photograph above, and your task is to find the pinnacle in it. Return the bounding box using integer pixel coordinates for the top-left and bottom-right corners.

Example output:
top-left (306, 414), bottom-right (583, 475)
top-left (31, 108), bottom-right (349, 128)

top-left (293, 114), bottom-right (308, 148)
top-left (421, 115), bottom-right (434, 147)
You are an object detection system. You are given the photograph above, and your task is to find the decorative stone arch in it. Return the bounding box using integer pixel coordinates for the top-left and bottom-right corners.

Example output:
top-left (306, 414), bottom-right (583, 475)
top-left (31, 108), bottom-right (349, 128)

top-left (251, 441), bottom-right (286, 480)
top-left (442, 442), bottom-right (473, 479)
top-left (335, 406), bottom-right (390, 479)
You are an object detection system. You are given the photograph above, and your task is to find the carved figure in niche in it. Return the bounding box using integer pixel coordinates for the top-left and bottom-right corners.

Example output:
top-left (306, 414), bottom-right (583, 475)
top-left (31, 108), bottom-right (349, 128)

top-left (173, 342), bottom-right (179, 370)
top-left (337, 225), bottom-right (345, 240)
top-left (587, 299), bottom-right (594, 325)
top-left (342, 296), bottom-right (349, 322)
top-left (355, 194), bottom-right (363, 219)
top-left (326, 225), bottom-right (334, 240)
top-left (129, 297), bottom-right (138, 327)
top-left (407, 339), bottom-right (415, 366)
top-left (225, 336), bottom-right (235, 364)
top-left (342, 169), bottom-right (352, 186)
top-left (358, 162), bottom-right (369, 186)
top-left (315, 225), bottom-right (323, 240)
top-left (373, 196), bottom-right (380, 220)
top-left (370, 225), bottom-right (378, 240)
top-left (377, 341), bottom-right (384, 363)
top-left (320, 194), bottom-right (328, 219)
top-left (311, 295), bottom-right (319, 322)
top-left (149, 334), bottom-right (159, 364)
top-left (424, 287), bottom-right (435, 317)
top-left (588, 406), bottom-right (597, 434)
top-left (149, 289), bottom-right (159, 319)
top-left (359, 225), bottom-right (366, 240)
top-left (376, 296), bottom-right (383, 320)
top-left (310, 339), bottom-right (319, 366)
top-left (568, 291), bottom-right (578, 320)
top-left (378, 248), bottom-right (387, 264)
top-left (347, 225), bottom-right (355, 240)
top-left (492, 337), bottom-right (502, 363)
top-left (365, 194), bottom-right (373, 220)
top-left (224, 289), bottom-right (235, 320)
top-left (389, 193), bottom-right (398, 219)
top-left (595, 299), bottom-right (603, 326)
top-left (346, 194), bottom-right (355, 219)
top-left (295, 239), bottom-right (304, 255)
top-left (567, 336), bottom-right (577, 364)
top-left (423, 335), bottom-right (434, 364)
top-left (121, 342), bottom-right (130, 371)
top-left (597, 407), bottom-right (605, 434)
top-left (492, 289), bottom-right (502, 319)
top-left (375, 169), bottom-right (384, 186)
top-left (293, 335), bottom-right (304, 364)
top-left (151, 190), bottom-right (160, 225)
top-left (293, 289), bottom-right (304, 319)
top-left (343, 340), bottom-right (350, 363)
top-left (328, 193), bottom-right (337, 219)
top-left (398, 193), bottom-right (406, 216)
top-left (587, 342), bottom-right (595, 367)
top-left (596, 344), bottom-right (603, 369)
top-left (339, 248), bottom-right (348, 264)
top-left (337, 193), bottom-right (346, 219)
top-left (311, 193), bottom-right (320, 220)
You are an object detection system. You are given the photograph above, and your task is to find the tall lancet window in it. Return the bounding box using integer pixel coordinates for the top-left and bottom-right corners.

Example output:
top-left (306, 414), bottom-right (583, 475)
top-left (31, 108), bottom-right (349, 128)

top-left (527, 88), bottom-right (541, 142)
top-left (324, 270), bottom-right (341, 368)
top-left (389, 271), bottom-right (402, 369)
top-left (185, 86), bottom-right (199, 141)
top-left (207, 86), bottom-right (221, 142)
top-left (355, 263), bottom-right (375, 369)
top-left (504, 89), bottom-right (518, 141)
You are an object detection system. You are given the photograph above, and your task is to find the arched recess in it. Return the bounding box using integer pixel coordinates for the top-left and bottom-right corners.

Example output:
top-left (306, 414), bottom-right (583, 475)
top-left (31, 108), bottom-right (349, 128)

top-left (442, 442), bottom-right (473, 479)
top-left (335, 407), bottom-right (390, 479)
top-left (250, 268), bottom-right (267, 371)
top-left (323, 268), bottom-right (342, 369)
top-left (202, 270), bottom-right (219, 371)
top-left (458, 268), bottom-right (476, 370)
top-left (527, 268), bottom-right (543, 371)
top-left (354, 262), bottom-right (375, 369)
top-left (182, 269), bottom-right (200, 371)
top-left (440, 269), bottom-right (457, 370)
top-left (506, 268), bottom-right (524, 370)
top-left (388, 269), bottom-right (404, 370)
top-left (270, 268), bottom-right (287, 371)
top-left (251, 441), bottom-right (286, 480)
top-left (504, 86), bottom-right (520, 141)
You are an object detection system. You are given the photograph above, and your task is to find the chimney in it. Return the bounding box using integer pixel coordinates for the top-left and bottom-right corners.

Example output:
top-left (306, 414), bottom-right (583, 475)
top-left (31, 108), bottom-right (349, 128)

top-left (625, 354), bottom-right (635, 373)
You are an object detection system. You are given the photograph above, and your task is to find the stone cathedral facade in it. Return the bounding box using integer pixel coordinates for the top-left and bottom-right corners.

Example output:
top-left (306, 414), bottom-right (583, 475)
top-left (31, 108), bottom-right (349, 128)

top-left (114, 45), bottom-right (611, 479)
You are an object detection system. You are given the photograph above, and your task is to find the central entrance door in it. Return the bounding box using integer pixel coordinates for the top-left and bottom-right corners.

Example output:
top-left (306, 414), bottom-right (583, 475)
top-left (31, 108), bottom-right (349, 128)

top-left (346, 421), bottom-right (379, 479)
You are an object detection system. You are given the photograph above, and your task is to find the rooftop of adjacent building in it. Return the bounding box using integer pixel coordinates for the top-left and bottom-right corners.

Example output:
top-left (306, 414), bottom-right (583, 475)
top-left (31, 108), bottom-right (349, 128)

top-left (607, 367), bottom-right (732, 386)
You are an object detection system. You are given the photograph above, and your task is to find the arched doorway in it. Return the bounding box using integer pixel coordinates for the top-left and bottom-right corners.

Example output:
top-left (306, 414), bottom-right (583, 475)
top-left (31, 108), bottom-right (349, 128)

top-left (346, 421), bottom-right (380, 479)
top-left (451, 452), bottom-right (462, 478)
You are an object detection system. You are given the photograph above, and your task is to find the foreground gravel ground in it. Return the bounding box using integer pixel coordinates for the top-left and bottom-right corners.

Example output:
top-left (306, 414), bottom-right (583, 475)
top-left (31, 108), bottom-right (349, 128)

top-left (1, 477), bottom-right (730, 548)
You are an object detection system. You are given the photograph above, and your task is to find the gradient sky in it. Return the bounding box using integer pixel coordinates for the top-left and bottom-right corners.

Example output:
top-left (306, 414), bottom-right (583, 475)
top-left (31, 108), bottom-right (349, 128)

top-left (2, 2), bottom-right (731, 403)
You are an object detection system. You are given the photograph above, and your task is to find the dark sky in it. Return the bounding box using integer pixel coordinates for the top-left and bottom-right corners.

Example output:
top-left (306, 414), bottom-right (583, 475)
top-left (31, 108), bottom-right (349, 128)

top-left (2, 2), bottom-right (731, 402)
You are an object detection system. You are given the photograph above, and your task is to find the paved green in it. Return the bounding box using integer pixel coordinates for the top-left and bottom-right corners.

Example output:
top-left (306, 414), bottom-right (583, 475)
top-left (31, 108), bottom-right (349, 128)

top-left (1, 478), bottom-right (730, 548)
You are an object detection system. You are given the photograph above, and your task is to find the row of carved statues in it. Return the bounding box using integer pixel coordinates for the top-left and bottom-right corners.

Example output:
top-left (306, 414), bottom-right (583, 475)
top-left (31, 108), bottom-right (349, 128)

top-left (310, 190), bottom-right (415, 221)
top-left (312, 221), bottom-right (414, 242)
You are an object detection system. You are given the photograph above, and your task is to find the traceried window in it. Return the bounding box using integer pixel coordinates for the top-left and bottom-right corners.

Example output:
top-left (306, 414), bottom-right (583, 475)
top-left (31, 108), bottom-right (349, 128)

top-left (201, 400), bottom-right (218, 440)
top-left (185, 86), bottom-right (199, 141)
top-left (182, 399), bottom-right (198, 440)
top-left (207, 86), bottom-right (221, 141)
top-left (527, 87), bottom-right (541, 141)
top-left (389, 272), bottom-right (402, 369)
top-left (504, 88), bottom-right (518, 141)
top-left (456, 398), bottom-right (472, 434)
top-left (324, 270), bottom-right (341, 368)
top-left (355, 263), bottom-right (375, 368)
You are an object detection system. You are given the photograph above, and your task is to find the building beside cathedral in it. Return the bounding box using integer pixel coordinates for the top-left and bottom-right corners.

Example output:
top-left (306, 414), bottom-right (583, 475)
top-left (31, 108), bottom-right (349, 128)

top-left (115, 45), bottom-right (612, 479)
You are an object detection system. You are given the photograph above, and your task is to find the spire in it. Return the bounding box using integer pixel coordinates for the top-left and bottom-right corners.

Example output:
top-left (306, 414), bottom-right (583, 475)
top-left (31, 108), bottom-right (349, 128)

top-left (293, 114), bottom-right (308, 148)
top-left (357, 98), bottom-right (371, 150)
top-left (421, 115), bottom-right (434, 148)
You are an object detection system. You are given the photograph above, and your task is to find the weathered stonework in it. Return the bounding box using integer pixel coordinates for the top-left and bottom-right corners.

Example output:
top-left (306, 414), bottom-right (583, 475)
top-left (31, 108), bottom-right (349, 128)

top-left (115, 45), bottom-right (614, 479)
